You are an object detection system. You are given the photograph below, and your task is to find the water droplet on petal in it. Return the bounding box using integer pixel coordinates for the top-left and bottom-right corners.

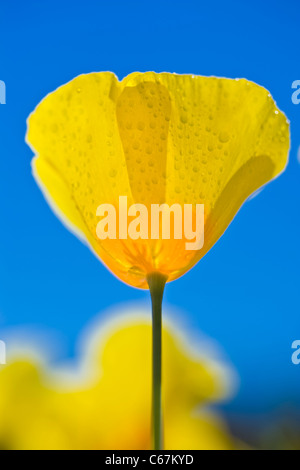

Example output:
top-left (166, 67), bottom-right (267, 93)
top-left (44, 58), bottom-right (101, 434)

top-left (109, 169), bottom-right (117, 178)
top-left (137, 121), bottom-right (145, 131)
top-left (219, 131), bottom-right (230, 143)
top-left (180, 114), bottom-right (188, 124)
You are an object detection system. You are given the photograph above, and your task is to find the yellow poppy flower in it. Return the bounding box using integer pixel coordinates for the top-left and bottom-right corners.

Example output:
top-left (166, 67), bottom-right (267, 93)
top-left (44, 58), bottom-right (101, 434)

top-left (0, 316), bottom-right (236, 450)
top-left (26, 72), bottom-right (290, 450)
top-left (26, 72), bottom-right (290, 289)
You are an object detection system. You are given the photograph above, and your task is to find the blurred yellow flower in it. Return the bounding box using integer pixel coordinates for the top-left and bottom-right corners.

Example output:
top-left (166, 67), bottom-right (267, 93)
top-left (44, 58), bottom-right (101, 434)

top-left (26, 72), bottom-right (290, 288)
top-left (0, 316), bottom-right (235, 450)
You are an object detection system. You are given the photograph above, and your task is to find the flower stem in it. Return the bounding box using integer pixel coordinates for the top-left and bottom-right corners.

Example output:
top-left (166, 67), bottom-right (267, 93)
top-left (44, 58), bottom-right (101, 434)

top-left (147, 272), bottom-right (168, 451)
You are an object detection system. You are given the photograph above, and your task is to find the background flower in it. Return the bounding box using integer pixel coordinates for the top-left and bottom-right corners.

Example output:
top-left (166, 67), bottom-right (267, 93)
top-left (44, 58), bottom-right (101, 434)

top-left (0, 314), bottom-right (235, 450)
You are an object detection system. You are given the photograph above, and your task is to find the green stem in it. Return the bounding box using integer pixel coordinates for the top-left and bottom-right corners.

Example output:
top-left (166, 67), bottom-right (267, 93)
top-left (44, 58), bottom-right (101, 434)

top-left (147, 272), bottom-right (168, 451)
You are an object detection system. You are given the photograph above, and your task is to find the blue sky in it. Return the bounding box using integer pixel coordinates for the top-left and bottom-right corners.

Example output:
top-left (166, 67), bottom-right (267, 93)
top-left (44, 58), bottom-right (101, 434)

top-left (0, 0), bottom-right (299, 415)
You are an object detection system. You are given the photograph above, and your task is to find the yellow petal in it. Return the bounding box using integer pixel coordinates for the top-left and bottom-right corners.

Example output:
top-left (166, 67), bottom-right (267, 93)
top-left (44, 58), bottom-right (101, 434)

top-left (0, 318), bottom-right (235, 450)
top-left (61, 319), bottom-right (234, 450)
top-left (0, 360), bottom-right (71, 450)
top-left (164, 410), bottom-right (235, 450)
top-left (27, 73), bottom-right (290, 287)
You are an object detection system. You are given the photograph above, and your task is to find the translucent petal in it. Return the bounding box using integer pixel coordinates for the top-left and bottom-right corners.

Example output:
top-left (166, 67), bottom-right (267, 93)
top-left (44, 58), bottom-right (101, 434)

top-left (27, 73), bottom-right (290, 287)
